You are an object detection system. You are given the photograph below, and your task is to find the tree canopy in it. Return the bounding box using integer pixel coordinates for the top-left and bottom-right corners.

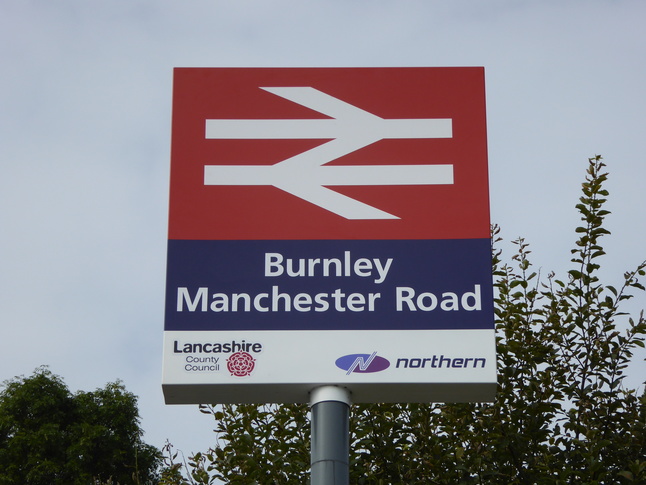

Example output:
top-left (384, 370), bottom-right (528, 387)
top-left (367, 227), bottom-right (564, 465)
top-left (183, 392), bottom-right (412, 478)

top-left (0, 367), bottom-right (161, 485)
top-left (161, 156), bottom-right (646, 484)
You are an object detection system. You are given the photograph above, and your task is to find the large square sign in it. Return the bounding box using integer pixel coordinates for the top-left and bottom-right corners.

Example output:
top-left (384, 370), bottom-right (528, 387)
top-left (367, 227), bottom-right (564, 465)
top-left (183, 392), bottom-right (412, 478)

top-left (162, 67), bottom-right (496, 404)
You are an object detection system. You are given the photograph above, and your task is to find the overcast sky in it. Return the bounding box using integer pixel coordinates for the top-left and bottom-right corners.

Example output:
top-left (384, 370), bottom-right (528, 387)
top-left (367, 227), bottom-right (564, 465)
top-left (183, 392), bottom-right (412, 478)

top-left (1, 0), bottom-right (645, 458)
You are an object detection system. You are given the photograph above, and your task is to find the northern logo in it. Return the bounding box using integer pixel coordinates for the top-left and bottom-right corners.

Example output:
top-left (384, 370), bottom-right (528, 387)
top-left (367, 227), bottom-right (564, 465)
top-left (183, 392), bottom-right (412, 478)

top-left (335, 352), bottom-right (390, 375)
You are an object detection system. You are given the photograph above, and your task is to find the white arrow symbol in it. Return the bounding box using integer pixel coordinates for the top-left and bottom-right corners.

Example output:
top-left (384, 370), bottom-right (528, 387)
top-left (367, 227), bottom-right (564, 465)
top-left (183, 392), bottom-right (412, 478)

top-left (204, 87), bottom-right (454, 220)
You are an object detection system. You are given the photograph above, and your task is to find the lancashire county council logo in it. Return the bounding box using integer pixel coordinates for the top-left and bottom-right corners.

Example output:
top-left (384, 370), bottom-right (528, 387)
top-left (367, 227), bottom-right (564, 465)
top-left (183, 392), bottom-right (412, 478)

top-left (335, 352), bottom-right (390, 375)
top-left (227, 351), bottom-right (256, 377)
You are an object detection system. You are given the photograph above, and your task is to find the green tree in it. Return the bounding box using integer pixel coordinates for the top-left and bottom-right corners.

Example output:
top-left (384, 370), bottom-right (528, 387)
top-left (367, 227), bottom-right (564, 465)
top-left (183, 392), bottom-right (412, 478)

top-left (162, 156), bottom-right (646, 484)
top-left (0, 367), bottom-right (161, 485)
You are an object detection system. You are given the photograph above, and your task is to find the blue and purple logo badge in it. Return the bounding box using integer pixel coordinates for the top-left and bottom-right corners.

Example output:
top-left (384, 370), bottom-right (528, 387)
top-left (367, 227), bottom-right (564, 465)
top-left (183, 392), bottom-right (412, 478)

top-left (335, 352), bottom-right (390, 375)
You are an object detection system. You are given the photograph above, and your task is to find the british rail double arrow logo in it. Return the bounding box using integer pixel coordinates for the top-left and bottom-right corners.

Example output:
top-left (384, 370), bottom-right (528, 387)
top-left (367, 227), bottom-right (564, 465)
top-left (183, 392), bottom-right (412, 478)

top-left (203, 87), bottom-right (454, 220)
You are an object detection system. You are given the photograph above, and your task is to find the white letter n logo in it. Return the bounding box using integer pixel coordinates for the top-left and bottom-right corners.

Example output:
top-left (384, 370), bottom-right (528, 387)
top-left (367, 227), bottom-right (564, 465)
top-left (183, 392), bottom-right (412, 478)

top-left (346, 351), bottom-right (377, 375)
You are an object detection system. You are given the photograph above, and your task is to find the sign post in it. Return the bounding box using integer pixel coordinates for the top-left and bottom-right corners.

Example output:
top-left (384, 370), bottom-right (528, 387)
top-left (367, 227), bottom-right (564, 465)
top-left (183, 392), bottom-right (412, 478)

top-left (163, 68), bottom-right (495, 480)
top-left (310, 386), bottom-right (351, 485)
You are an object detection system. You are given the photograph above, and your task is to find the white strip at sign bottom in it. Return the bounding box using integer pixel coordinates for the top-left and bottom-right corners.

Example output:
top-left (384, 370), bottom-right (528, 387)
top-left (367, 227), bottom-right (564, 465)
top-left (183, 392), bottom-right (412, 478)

top-left (162, 329), bottom-right (497, 404)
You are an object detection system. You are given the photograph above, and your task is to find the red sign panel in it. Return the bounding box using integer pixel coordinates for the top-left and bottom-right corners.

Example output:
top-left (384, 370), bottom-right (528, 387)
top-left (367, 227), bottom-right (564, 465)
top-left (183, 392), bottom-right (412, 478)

top-left (169, 67), bottom-right (489, 241)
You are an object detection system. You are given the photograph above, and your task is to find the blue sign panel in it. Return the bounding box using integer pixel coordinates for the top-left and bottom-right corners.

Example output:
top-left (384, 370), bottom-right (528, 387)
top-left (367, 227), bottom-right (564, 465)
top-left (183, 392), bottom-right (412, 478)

top-left (165, 239), bottom-right (493, 331)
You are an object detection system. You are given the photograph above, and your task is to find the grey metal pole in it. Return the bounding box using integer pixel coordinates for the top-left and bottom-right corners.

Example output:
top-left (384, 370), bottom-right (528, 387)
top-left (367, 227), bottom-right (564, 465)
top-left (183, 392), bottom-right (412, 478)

top-left (310, 386), bottom-right (351, 485)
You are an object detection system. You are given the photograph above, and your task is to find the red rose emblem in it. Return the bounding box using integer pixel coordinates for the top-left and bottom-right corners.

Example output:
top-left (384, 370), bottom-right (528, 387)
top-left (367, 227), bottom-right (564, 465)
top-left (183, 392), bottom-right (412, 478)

top-left (227, 351), bottom-right (256, 377)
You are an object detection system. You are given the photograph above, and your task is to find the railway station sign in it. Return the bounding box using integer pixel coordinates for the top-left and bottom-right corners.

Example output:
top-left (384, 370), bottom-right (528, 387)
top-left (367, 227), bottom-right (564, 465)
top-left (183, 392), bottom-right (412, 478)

top-left (162, 67), bottom-right (496, 404)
